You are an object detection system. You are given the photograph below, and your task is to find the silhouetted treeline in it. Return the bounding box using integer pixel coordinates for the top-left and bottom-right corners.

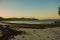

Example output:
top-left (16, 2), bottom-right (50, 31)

top-left (0, 17), bottom-right (39, 21)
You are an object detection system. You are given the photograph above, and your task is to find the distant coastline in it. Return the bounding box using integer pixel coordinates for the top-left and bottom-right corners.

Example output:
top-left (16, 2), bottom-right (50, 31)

top-left (0, 17), bottom-right (60, 21)
top-left (0, 17), bottom-right (40, 21)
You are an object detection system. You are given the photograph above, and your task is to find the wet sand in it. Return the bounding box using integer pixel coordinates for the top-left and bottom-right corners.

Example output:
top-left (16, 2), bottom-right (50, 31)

top-left (2, 22), bottom-right (60, 29)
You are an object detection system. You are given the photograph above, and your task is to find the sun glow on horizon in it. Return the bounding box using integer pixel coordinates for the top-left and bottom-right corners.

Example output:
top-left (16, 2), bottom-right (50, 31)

top-left (1, 14), bottom-right (59, 20)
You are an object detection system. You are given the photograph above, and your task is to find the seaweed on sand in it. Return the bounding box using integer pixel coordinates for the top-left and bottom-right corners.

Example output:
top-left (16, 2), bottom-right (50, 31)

top-left (0, 26), bottom-right (26, 40)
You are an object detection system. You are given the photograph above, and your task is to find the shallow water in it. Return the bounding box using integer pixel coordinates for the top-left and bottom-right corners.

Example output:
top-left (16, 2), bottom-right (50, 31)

top-left (4, 20), bottom-right (57, 24)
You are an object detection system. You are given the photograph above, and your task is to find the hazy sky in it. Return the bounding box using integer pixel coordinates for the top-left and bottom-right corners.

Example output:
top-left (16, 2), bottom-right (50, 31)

top-left (0, 0), bottom-right (60, 19)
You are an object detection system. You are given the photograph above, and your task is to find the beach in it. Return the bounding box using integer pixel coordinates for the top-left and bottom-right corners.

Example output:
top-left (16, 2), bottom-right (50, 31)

top-left (13, 27), bottom-right (60, 40)
top-left (0, 22), bottom-right (60, 40)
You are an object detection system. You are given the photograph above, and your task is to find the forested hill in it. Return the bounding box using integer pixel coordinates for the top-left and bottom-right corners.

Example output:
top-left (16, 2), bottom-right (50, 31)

top-left (0, 17), bottom-right (39, 21)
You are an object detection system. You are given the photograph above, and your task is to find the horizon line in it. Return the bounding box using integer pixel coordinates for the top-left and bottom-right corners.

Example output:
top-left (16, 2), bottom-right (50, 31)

top-left (0, 16), bottom-right (60, 20)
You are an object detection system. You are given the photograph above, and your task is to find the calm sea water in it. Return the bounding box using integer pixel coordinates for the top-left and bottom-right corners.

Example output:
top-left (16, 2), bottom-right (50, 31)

top-left (5, 20), bottom-right (60, 24)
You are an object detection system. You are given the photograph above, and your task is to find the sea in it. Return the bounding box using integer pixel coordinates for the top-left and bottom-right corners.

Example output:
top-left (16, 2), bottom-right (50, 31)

top-left (5, 20), bottom-right (60, 24)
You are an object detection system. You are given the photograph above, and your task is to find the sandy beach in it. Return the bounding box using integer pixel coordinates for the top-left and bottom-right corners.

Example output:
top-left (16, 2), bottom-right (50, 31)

top-left (0, 22), bottom-right (60, 40)
top-left (12, 27), bottom-right (60, 40)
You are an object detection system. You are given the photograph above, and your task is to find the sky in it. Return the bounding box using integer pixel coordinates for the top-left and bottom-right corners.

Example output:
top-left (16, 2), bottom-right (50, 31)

top-left (0, 0), bottom-right (60, 19)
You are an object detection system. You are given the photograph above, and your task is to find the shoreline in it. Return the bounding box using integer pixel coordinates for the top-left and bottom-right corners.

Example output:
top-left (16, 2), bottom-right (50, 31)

top-left (1, 22), bottom-right (60, 29)
top-left (0, 22), bottom-right (60, 40)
